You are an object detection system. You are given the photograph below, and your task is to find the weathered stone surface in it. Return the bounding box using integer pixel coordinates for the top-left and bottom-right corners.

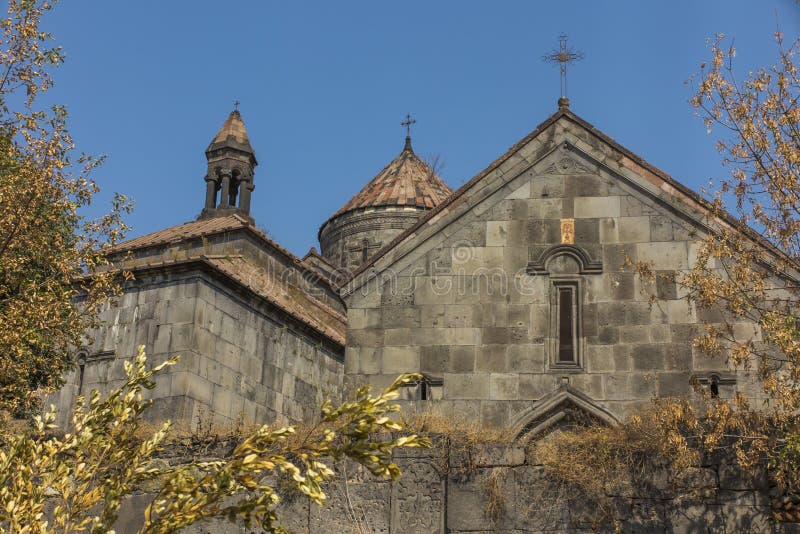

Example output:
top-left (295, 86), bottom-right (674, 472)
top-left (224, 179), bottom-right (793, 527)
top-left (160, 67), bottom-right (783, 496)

top-left (391, 459), bottom-right (445, 534)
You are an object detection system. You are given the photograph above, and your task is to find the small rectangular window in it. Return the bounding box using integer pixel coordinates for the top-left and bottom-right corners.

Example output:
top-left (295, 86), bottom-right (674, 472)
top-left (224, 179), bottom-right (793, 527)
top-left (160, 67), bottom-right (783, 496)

top-left (550, 280), bottom-right (581, 369)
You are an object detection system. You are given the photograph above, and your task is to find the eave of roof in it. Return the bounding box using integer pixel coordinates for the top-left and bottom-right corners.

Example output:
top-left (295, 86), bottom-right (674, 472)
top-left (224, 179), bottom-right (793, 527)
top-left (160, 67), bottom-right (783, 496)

top-left (117, 254), bottom-right (346, 348)
top-left (107, 214), bottom-right (339, 295)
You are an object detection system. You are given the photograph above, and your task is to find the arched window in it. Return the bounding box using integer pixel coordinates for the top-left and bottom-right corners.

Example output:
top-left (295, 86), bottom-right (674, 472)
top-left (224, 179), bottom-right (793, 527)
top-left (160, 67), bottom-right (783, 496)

top-left (527, 244), bottom-right (603, 371)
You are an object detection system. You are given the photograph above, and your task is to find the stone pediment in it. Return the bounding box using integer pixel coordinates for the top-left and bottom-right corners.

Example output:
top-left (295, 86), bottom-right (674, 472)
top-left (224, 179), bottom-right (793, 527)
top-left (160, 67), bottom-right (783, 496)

top-left (509, 385), bottom-right (620, 443)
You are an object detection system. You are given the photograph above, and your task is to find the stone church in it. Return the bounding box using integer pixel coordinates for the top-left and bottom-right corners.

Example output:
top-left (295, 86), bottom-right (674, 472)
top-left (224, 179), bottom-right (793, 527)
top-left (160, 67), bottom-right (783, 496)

top-left (49, 98), bottom-right (756, 435)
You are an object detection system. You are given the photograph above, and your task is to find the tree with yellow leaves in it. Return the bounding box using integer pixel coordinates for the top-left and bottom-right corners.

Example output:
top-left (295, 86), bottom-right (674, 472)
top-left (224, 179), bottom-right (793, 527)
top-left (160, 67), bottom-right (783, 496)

top-left (0, 348), bottom-right (429, 533)
top-left (0, 0), bottom-right (131, 418)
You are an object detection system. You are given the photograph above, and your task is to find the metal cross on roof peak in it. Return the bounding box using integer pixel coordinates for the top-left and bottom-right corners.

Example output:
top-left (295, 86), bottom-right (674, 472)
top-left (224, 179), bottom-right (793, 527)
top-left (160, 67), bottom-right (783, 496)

top-left (543, 33), bottom-right (585, 103)
top-left (401, 113), bottom-right (417, 137)
top-left (233, 100), bottom-right (240, 112)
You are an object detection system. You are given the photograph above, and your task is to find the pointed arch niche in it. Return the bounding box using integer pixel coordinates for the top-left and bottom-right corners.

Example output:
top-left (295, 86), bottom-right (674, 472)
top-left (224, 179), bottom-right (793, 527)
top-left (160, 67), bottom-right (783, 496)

top-left (509, 385), bottom-right (620, 443)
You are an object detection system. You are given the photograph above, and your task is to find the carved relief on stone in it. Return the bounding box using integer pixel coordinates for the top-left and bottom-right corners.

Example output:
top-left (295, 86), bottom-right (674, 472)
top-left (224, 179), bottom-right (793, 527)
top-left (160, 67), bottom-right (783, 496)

top-left (391, 460), bottom-right (444, 534)
top-left (560, 218), bottom-right (575, 244)
top-left (544, 157), bottom-right (592, 175)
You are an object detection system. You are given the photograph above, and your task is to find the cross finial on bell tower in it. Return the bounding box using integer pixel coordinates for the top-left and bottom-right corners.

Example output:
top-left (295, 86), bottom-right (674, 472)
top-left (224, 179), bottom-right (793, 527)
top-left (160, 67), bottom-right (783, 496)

top-left (543, 33), bottom-right (585, 108)
top-left (233, 100), bottom-right (240, 112)
top-left (401, 113), bottom-right (417, 150)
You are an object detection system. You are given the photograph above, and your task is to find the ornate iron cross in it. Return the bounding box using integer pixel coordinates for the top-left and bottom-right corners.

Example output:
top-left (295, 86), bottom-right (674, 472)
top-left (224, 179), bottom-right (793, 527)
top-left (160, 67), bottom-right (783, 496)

top-left (401, 113), bottom-right (417, 137)
top-left (543, 33), bottom-right (585, 99)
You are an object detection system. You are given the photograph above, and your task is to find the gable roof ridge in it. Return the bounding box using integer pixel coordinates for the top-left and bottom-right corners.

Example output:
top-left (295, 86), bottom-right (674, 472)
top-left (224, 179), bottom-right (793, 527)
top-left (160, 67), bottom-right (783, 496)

top-left (339, 107), bottom-right (799, 292)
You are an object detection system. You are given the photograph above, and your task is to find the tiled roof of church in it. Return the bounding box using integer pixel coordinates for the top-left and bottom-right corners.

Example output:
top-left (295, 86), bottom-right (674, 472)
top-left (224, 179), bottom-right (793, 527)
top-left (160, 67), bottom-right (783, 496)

top-left (204, 255), bottom-right (346, 345)
top-left (112, 254), bottom-right (346, 346)
top-left (107, 215), bottom-right (250, 254)
top-left (207, 109), bottom-right (254, 154)
top-left (330, 137), bottom-right (452, 219)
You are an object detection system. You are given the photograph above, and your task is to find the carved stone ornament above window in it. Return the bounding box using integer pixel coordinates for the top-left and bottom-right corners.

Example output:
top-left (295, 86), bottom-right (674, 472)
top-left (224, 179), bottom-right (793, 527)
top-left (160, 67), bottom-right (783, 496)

top-left (527, 244), bottom-right (603, 275)
top-left (543, 156), bottom-right (592, 175)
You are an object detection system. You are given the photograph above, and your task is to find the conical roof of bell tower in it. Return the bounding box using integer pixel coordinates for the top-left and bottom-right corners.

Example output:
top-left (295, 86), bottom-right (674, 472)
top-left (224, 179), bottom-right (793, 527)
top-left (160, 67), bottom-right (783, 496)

top-left (206, 109), bottom-right (257, 164)
top-left (330, 136), bottom-right (452, 219)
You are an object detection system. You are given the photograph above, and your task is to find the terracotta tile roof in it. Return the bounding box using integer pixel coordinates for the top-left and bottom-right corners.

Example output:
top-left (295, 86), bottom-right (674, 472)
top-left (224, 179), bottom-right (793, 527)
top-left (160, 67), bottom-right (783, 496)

top-left (107, 215), bottom-right (250, 254)
top-left (204, 255), bottom-right (346, 346)
top-left (330, 138), bottom-right (452, 219)
top-left (208, 110), bottom-right (253, 153)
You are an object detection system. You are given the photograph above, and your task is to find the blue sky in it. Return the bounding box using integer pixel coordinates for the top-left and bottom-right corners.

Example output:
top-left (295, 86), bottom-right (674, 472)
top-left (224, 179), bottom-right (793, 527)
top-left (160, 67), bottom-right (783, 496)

top-left (42, 1), bottom-right (799, 257)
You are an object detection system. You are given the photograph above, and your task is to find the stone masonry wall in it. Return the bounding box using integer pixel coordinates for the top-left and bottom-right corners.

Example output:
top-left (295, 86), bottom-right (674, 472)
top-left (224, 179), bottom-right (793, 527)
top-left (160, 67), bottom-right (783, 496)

top-left (48, 268), bottom-right (343, 429)
top-left (112, 440), bottom-right (793, 533)
top-left (344, 120), bottom-right (763, 430)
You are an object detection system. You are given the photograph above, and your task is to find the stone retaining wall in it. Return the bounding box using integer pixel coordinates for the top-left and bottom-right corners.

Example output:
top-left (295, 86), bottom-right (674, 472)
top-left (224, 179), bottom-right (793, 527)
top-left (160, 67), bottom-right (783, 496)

top-left (114, 440), bottom-right (794, 533)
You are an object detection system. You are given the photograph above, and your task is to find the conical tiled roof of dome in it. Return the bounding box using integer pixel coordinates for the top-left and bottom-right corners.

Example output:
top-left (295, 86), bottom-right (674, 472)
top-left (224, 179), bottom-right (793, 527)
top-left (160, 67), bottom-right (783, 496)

top-left (331, 137), bottom-right (452, 218)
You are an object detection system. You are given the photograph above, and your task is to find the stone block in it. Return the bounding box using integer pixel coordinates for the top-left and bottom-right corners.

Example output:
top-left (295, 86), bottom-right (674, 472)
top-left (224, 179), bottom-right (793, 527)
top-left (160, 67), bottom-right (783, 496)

top-left (632, 344), bottom-right (665, 370)
top-left (526, 219), bottom-right (560, 244)
top-left (528, 197), bottom-right (562, 219)
top-left (415, 276), bottom-right (455, 305)
top-left (384, 328), bottom-right (412, 346)
top-left (519, 373), bottom-right (555, 399)
top-left (565, 174), bottom-right (608, 197)
top-left (530, 175), bottom-right (564, 198)
top-left (637, 242), bottom-right (689, 270)
top-left (617, 216), bottom-right (651, 242)
top-left (447, 467), bottom-right (515, 531)
top-left (574, 218), bottom-right (600, 243)
top-left (475, 344), bottom-right (507, 372)
top-left (389, 461), bottom-right (445, 533)
top-left (506, 179), bottom-right (530, 199)
top-left (507, 344), bottom-right (546, 373)
top-left (650, 215), bottom-right (674, 241)
top-left (664, 343), bottom-right (692, 370)
top-left (571, 373), bottom-right (604, 399)
top-left (481, 400), bottom-right (509, 428)
top-left (449, 346), bottom-right (476, 372)
top-left (599, 217), bottom-right (619, 243)
top-left (656, 372), bottom-right (691, 396)
top-left (171, 371), bottom-right (213, 402)
top-left (310, 479), bottom-right (390, 534)
top-left (586, 345), bottom-right (615, 372)
top-left (382, 306), bottom-right (420, 328)
top-left (490, 373), bottom-right (519, 400)
top-left (486, 220), bottom-right (508, 246)
top-left (444, 373), bottom-right (489, 399)
top-left (420, 345), bottom-right (449, 374)
top-left (382, 346), bottom-right (420, 374)
top-left (444, 304), bottom-right (476, 328)
top-left (166, 298), bottom-right (195, 324)
top-left (574, 196), bottom-right (620, 218)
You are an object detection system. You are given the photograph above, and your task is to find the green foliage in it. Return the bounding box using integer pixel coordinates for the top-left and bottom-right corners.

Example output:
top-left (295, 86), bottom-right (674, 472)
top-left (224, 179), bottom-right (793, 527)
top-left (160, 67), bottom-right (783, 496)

top-left (0, 347), bottom-right (430, 533)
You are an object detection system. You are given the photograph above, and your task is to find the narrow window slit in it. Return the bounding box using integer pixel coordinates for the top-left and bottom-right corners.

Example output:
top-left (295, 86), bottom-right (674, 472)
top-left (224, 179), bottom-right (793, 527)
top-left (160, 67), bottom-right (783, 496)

top-left (558, 286), bottom-right (576, 363)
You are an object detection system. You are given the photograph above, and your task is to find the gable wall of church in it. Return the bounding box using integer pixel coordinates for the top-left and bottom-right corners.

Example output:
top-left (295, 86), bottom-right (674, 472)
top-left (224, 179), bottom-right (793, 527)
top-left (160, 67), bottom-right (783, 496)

top-left (344, 123), bottom-right (761, 429)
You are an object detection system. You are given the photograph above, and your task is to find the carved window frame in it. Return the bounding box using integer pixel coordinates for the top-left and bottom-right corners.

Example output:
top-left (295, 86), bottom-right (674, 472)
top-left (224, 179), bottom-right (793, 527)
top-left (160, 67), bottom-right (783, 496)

top-left (548, 277), bottom-right (583, 371)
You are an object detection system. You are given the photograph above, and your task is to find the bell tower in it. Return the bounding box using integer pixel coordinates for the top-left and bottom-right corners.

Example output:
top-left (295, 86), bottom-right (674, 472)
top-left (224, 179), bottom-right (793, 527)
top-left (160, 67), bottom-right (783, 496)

top-left (200, 105), bottom-right (258, 221)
